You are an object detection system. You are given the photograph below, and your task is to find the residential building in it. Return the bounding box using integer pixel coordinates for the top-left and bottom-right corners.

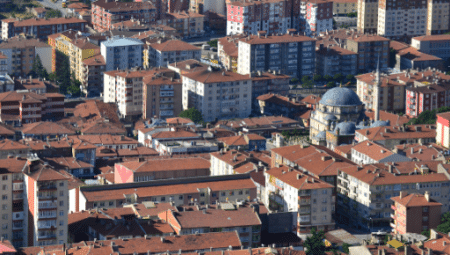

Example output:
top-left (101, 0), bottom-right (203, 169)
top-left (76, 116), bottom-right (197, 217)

top-left (393, 143), bottom-right (445, 161)
top-left (365, 109), bottom-right (411, 126)
top-left (331, 0), bottom-right (357, 15)
top-left (336, 161), bottom-right (450, 230)
top-left (437, 112), bottom-right (450, 149)
top-left (143, 71), bottom-right (182, 119)
top-left (406, 83), bottom-right (450, 118)
top-left (250, 71), bottom-right (291, 105)
top-left (91, 0), bottom-right (157, 31)
top-left (21, 122), bottom-right (76, 140)
top-left (0, 53), bottom-right (7, 74)
top-left (0, 139), bottom-right (31, 159)
top-left (144, 39), bottom-right (201, 68)
top-left (0, 74), bottom-right (13, 93)
top-left (69, 134), bottom-right (138, 150)
top-left (356, 0), bottom-right (378, 34)
top-left (0, 37), bottom-right (52, 77)
top-left (355, 124), bottom-right (436, 149)
top-left (309, 87), bottom-right (365, 144)
top-left (114, 157), bottom-right (211, 183)
top-left (256, 94), bottom-right (308, 119)
top-left (81, 54), bottom-right (106, 95)
top-left (46, 157), bottom-right (94, 179)
top-left (190, 0), bottom-right (226, 14)
top-left (395, 46), bottom-right (443, 70)
top-left (357, 69), bottom-right (450, 114)
top-left (68, 207), bottom-right (174, 241)
top-left (424, 230), bottom-right (450, 254)
top-left (210, 149), bottom-right (271, 176)
top-left (0, 240), bottom-right (15, 255)
top-left (14, 77), bottom-right (49, 94)
top-left (237, 30), bottom-right (316, 77)
top-left (72, 174), bottom-right (258, 211)
top-left (300, 0), bottom-right (333, 36)
top-left (168, 59), bottom-right (209, 78)
top-left (412, 34), bottom-right (450, 61)
top-left (182, 67), bottom-right (253, 122)
top-left (426, 0), bottom-right (450, 35)
top-left (345, 34), bottom-right (389, 72)
top-left (226, 0), bottom-right (301, 36)
top-left (391, 191), bottom-right (442, 234)
top-left (315, 44), bottom-right (357, 77)
top-left (350, 140), bottom-right (411, 164)
top-left (158, 12), bottom-right (205, 38)
top-left (265, 165), bottom-right (335, 236)
top-left (100, 37), bottom-right (143, 71)
top-left (218, 134), bottom-right (267, 151)
top-left (103, 69), bottom-right (162, 120)
top-left (217, 116), bottom-right (301, 137)
top-left (145, 128), bottom-right (201, 148)
top-left (0, 91), bottom-right (65, 125)
top-left (1, 17), bottom-right (87, 40)
top-left (218, 34), bottom-right (246, 72)
top-left (158, 204), bottom-right (261, 248)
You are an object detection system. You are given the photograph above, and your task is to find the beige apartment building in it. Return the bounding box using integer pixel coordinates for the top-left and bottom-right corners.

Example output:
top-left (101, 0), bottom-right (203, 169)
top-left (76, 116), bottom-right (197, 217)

top-left (332, 0), bottom-right (358, 15)
top-left (426, 0), bottom-right (450, 35)
top-left (143, 72), bottom-right (182, 119)
top-left (357, 0), bottom-right (378, 34)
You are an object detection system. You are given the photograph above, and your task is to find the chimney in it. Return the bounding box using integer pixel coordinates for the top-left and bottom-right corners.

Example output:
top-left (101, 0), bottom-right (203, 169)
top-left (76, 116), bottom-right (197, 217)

top-left (425, 191), bottom-right (430, 202)
top-left (400, 191), bottom-right (407, 199)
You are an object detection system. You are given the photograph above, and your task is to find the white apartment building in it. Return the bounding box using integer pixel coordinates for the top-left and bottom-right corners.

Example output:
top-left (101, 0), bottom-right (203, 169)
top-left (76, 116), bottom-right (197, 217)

top-left (350, 140), bottom-right (412, 165)
top-left (181, 67), bottom-right (252, 122)
top-left (237, 30), bottom-right (316, 77)
top-left (300, 0), bottom-right (333, 36)
top-left (336, 162), bottom-right (450, 231)
top-left (103, 69), bottom-right (156, 120)
top-left (145, 39), bottom-right (201, 68)
top-left (264, 165), bottom-right (335, 237)
top-left (100, 36), bottom-right (143, 71)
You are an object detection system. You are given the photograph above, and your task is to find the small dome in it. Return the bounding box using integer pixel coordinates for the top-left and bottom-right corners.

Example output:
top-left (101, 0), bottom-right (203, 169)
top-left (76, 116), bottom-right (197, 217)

top-left (334, 122), bottom-right (356, 135)
top-left (371, 120), bottom-right (390, 128)
top-left (315, 131), bottom-right (326, 139)
top-left (319, 87), bottom-right (362, 107)
top-left (324, 114), bottom-right (337, 121)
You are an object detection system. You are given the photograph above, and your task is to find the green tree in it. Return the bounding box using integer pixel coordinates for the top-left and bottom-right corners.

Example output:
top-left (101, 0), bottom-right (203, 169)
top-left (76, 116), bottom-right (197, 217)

top-left (291, 78), bottom-right (299, 84)
top-left (421, 230), bottom-right (430, 239)
top-left (45, 9), bottom-right (62, 18)
top-left (304, 227), bottom-right (326, 255)
top-left (301, 75), bottom-right (311, 84)
top-left (323, 74), bottom-right (333, 82)
top-left (29, 55), bottom-right (48, 79)
top-left (326, 81), bottom-right (336, 88)
top-left (179, 108), bottom-right (203, 123)
top-left (346, 74), bottom-right (354, 82)
top-left (342, 243), bottom-right (350, 254)
top-left (333, 73), bottom-right (344, 83)
top-left (207, 40), bottom-right (218, 48)
top-left (313, 74), bottom-right (322, 82)
top-left (407, 107), bottom-right (450, 125)
top-left (437, 212), bottom-right (450, 234)
top-left (56, 56), bottom-right (71, 94)
top-left (347, 12), bottom-right (357, 17)
top-left (68, 73), bottom-right (82, 97)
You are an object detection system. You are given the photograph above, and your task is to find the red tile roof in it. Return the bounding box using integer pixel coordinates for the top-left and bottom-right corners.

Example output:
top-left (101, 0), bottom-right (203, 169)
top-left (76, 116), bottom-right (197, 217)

top-left (149, 39), bottom-right (200, 52)
top-left (21, 122), bottom-right (76, 136)
top-left (356, 124), bottom-right (436, 141)
top-left (266, 165), bottom-right (334, 190)
top-left (391, 193), bottom-right (442, 207)
top-left (119, 158), bottom-right (210, 173)
top-left (351, 140), bottom-right (393, 161)
top-left (5, 17), bottom-right (87, 27)
top-left (182, 69), bottom-right (251, 84)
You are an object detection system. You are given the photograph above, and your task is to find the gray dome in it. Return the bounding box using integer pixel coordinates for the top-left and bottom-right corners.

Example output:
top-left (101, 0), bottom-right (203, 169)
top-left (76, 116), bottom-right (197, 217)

top-left (371, 120), bottom-right (390, 128)
top-left (334, 122), bottom-right (356, 135)
top-left (324, 114), bottom-right (337, 121)
top-left (319, 87), bottom-right (362, 106)
top-left (315, 131), bottom-right (326, 139)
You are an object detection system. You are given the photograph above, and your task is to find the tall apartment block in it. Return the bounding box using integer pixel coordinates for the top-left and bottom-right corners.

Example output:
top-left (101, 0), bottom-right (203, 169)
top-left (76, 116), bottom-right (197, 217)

top-left (346, 34), bottom-right (389, 71)
top-left (100, 37), bottom-right (143, 71)
top-left (426, 0), bottom-right (450, 35)
top-left (1, 17), bottom-right (87, 40)
top-left (91, 0), bottom-right (156, 31)
top-left (226, 0), bottom-right (301, 36)
top-left (182, 67), bottom-right (252, 122)
top-left (0, 157), bottom-right (69, 248)
top-left (357, 0), bottom-right (378, 34)
top-left (300, 0), bottom-right (333, 36)
top-left (0, 37), bottom-right (52, 77)
top-left (143, 72), bottom-right (182, 119)
top-left (412, 34), bottom-right (450, 60)
top-left (237, 30), bottom-right (315, 77)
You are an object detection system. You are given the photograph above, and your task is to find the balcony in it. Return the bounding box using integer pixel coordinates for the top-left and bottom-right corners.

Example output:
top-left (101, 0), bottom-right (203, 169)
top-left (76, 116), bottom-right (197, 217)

top-left (390, 222), bottom-right (396, 229)
top-left (391, 205), bottom-right (396, 210)
top-left (37, 234), bottom-right (56, 240)
top-left (12, 222), bottom-right (23, 230)
top-left (390, 213), bottom-right (395, 219)
top-left (38, 212), bottom-right (57, 219)
top-left (39, 202), bottom-right (57, 209)
top-left (37, 184), bottom-right (57, 191)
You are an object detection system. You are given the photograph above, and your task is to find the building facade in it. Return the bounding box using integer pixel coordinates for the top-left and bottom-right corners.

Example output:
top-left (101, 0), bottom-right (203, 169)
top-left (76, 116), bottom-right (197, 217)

top-left (100, 37), bottom-right (143, 71)
top-left (411, 34), bottom-right (450, 61)
top-left (356, 0), bottom-right (378, 34)
top-left (145, 39), bottom-right (201, 68)
top-left (300, 0), bottom-right (333, 36)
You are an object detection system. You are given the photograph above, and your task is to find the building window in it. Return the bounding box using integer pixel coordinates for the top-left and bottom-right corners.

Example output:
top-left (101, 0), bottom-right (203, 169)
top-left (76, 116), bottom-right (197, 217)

top-left (2, 195), bottom-right (7, 200)
top-left (59, 201), bottom-right (64, 206)
top-left (179, 195), bottom-right (183, 200)
top-left (2, 176), bottom-right (7, 181)
top-left (59, 211), bottom-right (64, 216)
top-left (1, 205), bottom-right (6, 210)
top-left (60, 191), bottom-right (64, 197)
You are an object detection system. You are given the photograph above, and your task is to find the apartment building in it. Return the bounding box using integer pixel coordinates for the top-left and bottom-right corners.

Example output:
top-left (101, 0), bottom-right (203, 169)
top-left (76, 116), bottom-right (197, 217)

top-left (300, 0), bottom-right (333, 36)
top-left (251, 71), bottom-right (291, 105)
top-left (114, 157), bottom-right (211, 183)
top-left (350, 140), bottom-right (411, 164)
top-left (1, 17), bottom-right (87, 40)
top-left (158, 205), bottom-right (261, 248)
top-left (411, 34), bottom-right (450, 61)
top-left (357, 0), bottom-right (378, 34)
top-left (190, 0), bottom-right (225, 14)
top-left (0, 91), bottom-right (64, 125)
top-left (391, 191), bottom-right (442, 234)
top-left (315, 45), bottom-right (357, 77)
top-left (81, 54), bottom-right (106, 95)
top-left (210, 149), bottom-right (271, 176)
top-left (346, 34), bottom-right (389, 72)
top-left (237, 30), bottom-right (316, 77)
top-left (0, 139), bottom-right (31, 159)
top-left (0, 37), bottom-right (52, 77)
top-left (182, 67), bottom-right (252, 122)
top-left (426, 0), bottom-right (450, 35)
top-left (218, 34), bottom-right (246, 72)
top-left (395, 46), bottom-right (443, 70)
top-left (143, 72), bottom-right (182, 119)
top-left (218, 134), bottom-right (266, 151)
top-left (0, 53), bottom-right (7, 74)
top-left (437, 112), bottom-right (450, 149)
top-left (72, 174), bottom-right (257, 211)
top-left (91, 0), bottom-right (157, 31)
top-left (265, 165), bottom-right (335, 236)
top-left (332, 0), bottom-right (357, 15)
top-left (0, 74), bottom-right (13, 93)
top-left (144, 39), bottom-right (201, 68)
top-left (158, 12), bottom-right (205, 38)
top-left (336, 161), bottom-right (450, 230)
top-left (100, 37), bottom-right (143, 72)
top-left (406, 83), bottom-right (450, 118)
top-left (226, 0), bottom-right (301, 36)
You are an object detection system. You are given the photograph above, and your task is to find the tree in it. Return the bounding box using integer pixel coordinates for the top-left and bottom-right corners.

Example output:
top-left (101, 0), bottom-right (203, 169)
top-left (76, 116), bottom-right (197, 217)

top-left (323, 75), bottom-right (333, 82)
top-left (68, 73), bottom-right (82, 97)
top-left (179, 108), bottom-right (203, 123)
top-left (29, 55), bottom-right (48, 79)
top-left (347, 12), bottom-right (357, 17)
top-left (437, 212), bottom-right (450, 234)
top-left (301, 75), bottom-right (311, 84)
top-left (333, 73), bottom-right (344, 83)
top-left (207, 40), bottom-right (218, 48)
top-left (342, 243), bottom-right (350, 254)
top-left (326, 81), bottom-right (336, 88)
top-left (56, 56), bottom-right (71, 94)
top-left (45, 9), bottom-right (62, 18)
top-left (304, 227), bottom-right (326, 255)
top-left (346, 74), bottom-right (354, 82)
top-left (313, 74), bottom-right (322, 82)
top-left (421, 230), bottom-right (430, 239)
top-left (407, 106), bottom-right (450, 125)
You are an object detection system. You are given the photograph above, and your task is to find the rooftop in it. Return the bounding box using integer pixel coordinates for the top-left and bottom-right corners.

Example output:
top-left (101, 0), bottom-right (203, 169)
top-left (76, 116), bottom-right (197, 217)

top-left (391, 192), bottom-right (442, 208)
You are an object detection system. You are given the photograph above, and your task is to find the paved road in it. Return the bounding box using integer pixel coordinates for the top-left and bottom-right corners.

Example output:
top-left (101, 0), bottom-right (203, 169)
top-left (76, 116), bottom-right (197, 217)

top-left (37, 0), bottom-right (68, 16)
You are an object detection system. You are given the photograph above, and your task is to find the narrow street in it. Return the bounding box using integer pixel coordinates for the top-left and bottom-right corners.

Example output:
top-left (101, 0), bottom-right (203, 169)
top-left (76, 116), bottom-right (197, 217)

top-left (37, 0), bottom-right (68, 16)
